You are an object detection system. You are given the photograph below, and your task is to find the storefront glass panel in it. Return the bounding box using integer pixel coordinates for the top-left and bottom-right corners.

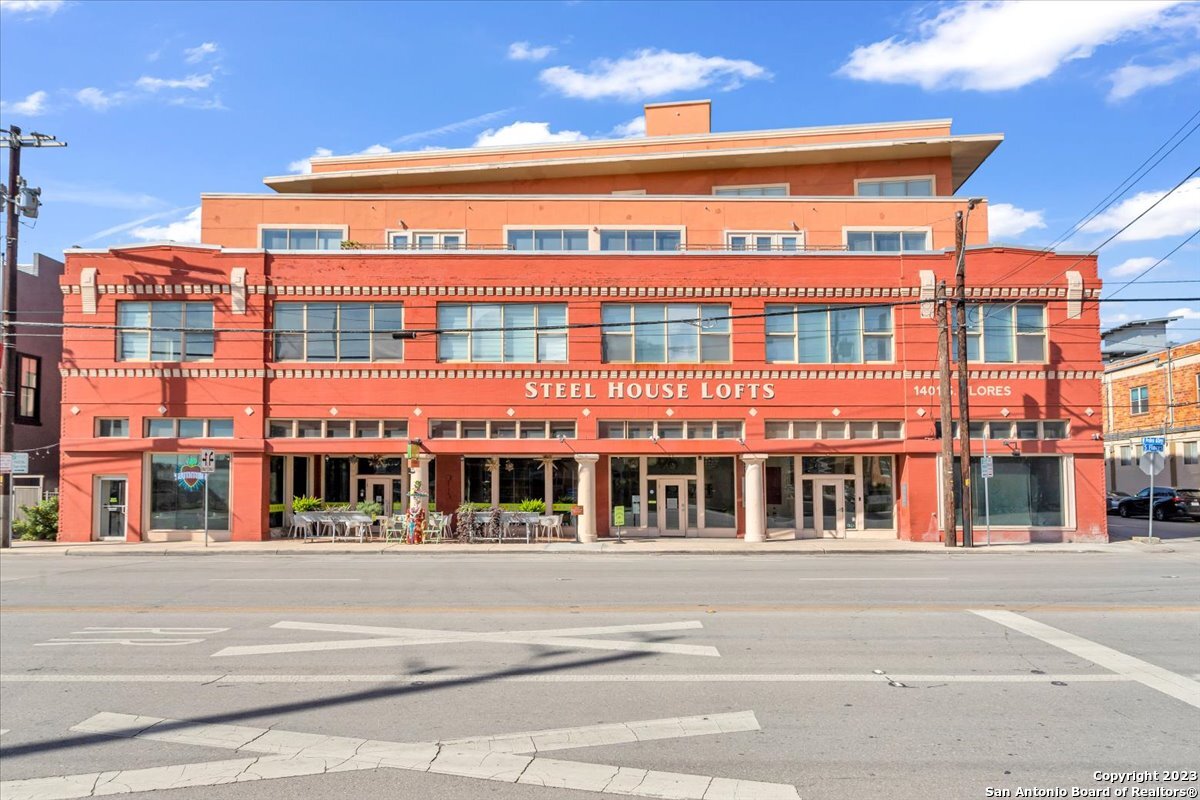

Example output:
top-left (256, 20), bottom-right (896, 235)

top-left (268, 456), bottom-right (284, 528)
top-left (149, 454), bottom-right (230, 530)
top-left (647, 457), bottom-right (696, 476)
top-left (702, 457), bottom-right (736, 528)
top-left (324, 457), bottom-right (351, 504)
top-left (955, 456), bottom-right (1064, 526)
top-left (464, 458), bottom-right (492, 505)
top-left (863, 456), bottom-right (895, 529)
top-left (552, 461), bottom-right (577, 518)
top-left (766, 456), bottom-right (795, 528)
top-left (802, 456), bottom-right (855, 475)
top-left (498, 458), bottom-right (543, 507)
top-left (610, 457), bottom-right (641, 527)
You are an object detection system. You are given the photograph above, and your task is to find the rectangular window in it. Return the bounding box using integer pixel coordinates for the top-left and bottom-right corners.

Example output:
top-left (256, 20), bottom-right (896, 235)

top-left (144, 418), bottom-right (233, 437)
top-left (1119, 445), bottom-right (1133, 466)
top-left (725, 231), bottom-right (805, 252)
top-left (713, 184), bottom-right (787, 196)
top-left (597, 229), bottom-right (682, 252)
top-left (506, 229), bottom-right (590, 251)
top-left (149, 453), bottom-right (230, 530)
top-left (408, 230), bottom-right (465, 250)
top-left (436, 303), bottom-right (566, 363)
top-left (16, 354), bottom-right (39, 423)
top-left (428, 420), bottom-right (572, 439)
top-left (1184, 441), bottom-right (1199, 466)
top-left (96, 418), bottom-right (129, 437)
top-left (601, 303), bottom-right (730, 363)
top-left (954, 457), bottom-right (1064, 527)
top-left (957, 304), bottom-right (1046, 364)
top-left (261, 227), bottom-right (344, 250)
top-left (272, 303), bottom-right (404, 362)
top-left (845, 230), bottom-right (928, 252)
top-left (765, 305), bottom-right (893, 364)
top-left (117, 302), bottom-right (214, 362)
top-left (856, 178), bottom-right (934, 197)
top-left (1130, 385), bottom-right (1149, 415)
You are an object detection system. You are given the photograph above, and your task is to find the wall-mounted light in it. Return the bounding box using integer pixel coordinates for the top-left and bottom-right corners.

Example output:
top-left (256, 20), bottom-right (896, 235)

top-left (649, 434), bottom-right (660, 444)
top-left (1001, 439), bottom-right (1021, 457)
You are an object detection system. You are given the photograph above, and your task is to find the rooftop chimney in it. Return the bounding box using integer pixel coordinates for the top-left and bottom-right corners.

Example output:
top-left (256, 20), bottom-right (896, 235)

top-left (644, 100), bottom-right (711, 137)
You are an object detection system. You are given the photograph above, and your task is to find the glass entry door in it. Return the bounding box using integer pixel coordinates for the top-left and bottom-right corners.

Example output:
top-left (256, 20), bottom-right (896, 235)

top-left (363, 477), bottom-right (404, 517)
top-left (814, 479), bottom-right (846, 538)
top-left (655, 479), bottom-right (687, 536)
top-left (96, 477), bottom-right (127, 540)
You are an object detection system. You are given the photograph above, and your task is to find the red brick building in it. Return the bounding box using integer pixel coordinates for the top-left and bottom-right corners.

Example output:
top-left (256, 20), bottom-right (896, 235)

top-left (56, 101), bottom-right (1107, 544)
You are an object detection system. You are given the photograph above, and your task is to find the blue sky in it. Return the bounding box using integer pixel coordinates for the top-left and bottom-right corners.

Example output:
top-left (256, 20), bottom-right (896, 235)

top-left (2, 0), bottom-right (1197, 335)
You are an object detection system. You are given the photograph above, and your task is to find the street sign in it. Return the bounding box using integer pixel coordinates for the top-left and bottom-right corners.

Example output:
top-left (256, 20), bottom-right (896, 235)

top-left (199, 449), bottom-right (216, 474)
top-left (613, 506), bottom-right (626, 527)
top-left (0, 453), bottom-right (29, 474)
top-left (1138, 451), bottom-right (1166, 477)
top-left (980, 456), bottom-right (994, 479)
top-left (1142, 436), bottom-right (1165, 453)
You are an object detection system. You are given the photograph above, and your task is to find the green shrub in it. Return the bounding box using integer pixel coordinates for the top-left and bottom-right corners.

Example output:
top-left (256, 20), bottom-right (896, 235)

top-left (291, 495), bottom-right (323, 512)
top-left (14, 495), bottom-right (58, 541)
top-left (354, 500), bottom-right (383, 519)
top-left (517, 498), bottom-right (546, 513)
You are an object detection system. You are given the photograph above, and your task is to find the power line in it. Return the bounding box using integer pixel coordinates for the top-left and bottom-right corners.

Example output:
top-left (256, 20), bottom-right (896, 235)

top-left (1103, 229), bottom-right (1200, 300)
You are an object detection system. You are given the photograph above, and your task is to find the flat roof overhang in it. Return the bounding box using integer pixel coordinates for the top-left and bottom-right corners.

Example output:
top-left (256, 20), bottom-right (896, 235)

top-left (263, 134), bottom-right (1003, 195)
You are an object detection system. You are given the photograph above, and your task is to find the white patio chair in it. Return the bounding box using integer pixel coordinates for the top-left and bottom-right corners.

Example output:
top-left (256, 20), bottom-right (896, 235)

top-left (537, 515), bottom-right (562, 541)
top-left (425, 512), bottom-right (447, 543)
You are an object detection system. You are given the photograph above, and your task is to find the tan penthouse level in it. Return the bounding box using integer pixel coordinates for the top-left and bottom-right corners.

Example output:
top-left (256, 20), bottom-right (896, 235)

top-left (199, 99), bottom-right (1002, 251)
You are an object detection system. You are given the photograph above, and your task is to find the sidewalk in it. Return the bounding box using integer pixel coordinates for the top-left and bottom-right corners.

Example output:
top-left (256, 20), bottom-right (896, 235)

top-left (1, 536), bottom-right (1156, 556)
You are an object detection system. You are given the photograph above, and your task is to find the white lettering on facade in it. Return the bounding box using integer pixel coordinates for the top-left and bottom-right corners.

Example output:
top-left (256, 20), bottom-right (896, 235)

top-left (529, 381), bottom-right (775, 402)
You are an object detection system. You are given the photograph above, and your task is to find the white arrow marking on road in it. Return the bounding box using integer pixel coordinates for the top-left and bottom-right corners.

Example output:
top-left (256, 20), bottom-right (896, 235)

top-left (212, 620), bottom-right (720, 658)
top-left (36, 628), bottom-right (230, 648)
top-left (0, 710), bottom-right (799, 799)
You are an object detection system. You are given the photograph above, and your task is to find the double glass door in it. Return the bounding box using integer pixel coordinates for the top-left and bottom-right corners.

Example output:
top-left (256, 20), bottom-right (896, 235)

top-left (361, 477), bottom-right (405, 517)
top-left (812, 478), bottom-right (854, 537)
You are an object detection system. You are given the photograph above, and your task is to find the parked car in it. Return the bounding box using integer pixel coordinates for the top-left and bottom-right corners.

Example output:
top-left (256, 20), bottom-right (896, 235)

top-left (1106, 491), bottom-right (1131, 514)
top-left (1117, 487), bottom-right (1200, 521)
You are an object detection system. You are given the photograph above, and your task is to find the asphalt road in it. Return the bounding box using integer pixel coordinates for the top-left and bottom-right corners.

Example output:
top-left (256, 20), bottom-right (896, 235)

top-left (1, 550), bottom-right (1198, 800)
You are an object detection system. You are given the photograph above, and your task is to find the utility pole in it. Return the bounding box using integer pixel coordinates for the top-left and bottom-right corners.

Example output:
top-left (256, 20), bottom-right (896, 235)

top-left (953, 208), bottom-right (975, 548)
top-left (935, 279), bottom-right (956, 546)
top-left (1, 126), bottom-right (67, 548)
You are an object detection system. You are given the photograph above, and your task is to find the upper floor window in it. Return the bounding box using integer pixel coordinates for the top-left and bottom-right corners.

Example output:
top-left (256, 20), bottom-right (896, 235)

top-left (118, 302), bottom-right (213, 362)
top-left (96, 418), bottom-right (129, 437)
top-left (261, 227), bottom-right (344, 250)
top-left (601, 303), bottom-right (731, 363)
top-left (508, 229), bottom-right (589, 251)
top-left (429, 419), bottom-right (576, 439)
top-left (437, 303), bottom-right (567, 363)
top-left (855, 178), bottom-right (934, 197)
top-left (599, 420), bottom-right (743, 439)
top-left (765, 420), bottom-right (904, 440)
top-left (846, 230), bottom-right (929, 252)
top-left (389, 230), bottom-right (465, 250)
top-left (273, 303), bottom-right (404, 362)
top-left (599, 229), bottom-right (682, 252)
top-left (765, 305), bottom-right (893, 363)
top-left (268, 419), bottom-right (408, 438)
top-left (145, 418), bottom-right (234, 438)
top-left (1130, 385), bottom-right (1149, 415)
top-left (16, 354), bottom-right (40, 423)
top-left (713, 184), bottom-right (788, 197)
top-left (727, 232), bottom-right (804, 252)
top-left (958, 304), bottom-right (1046, 363)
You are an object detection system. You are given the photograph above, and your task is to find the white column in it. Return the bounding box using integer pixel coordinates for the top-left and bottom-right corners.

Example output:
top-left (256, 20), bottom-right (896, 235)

top-left (742, 454), bottom-right (768, 542)
top-left (409, 454), bottom-right (432, 513)
top-left (575, 454), bottom-right (600, 543)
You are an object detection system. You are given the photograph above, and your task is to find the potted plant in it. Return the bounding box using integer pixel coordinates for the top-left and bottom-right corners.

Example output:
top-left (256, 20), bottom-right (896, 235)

top-left (291, 495), bottom-right (323, 513)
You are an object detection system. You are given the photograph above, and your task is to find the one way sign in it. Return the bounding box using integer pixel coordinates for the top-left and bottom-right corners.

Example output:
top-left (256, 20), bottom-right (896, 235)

top-left (199, 449), bottom-right (216, 473)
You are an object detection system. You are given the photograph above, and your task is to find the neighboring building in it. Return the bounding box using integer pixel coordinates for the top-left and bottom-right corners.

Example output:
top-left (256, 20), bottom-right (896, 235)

top-left (57, 100), bottom-right (1106, 544)
top-left (8, 253), bottom-right (64, 516)
top-left (1104, 336), bottom-right (1200, 494)
top-left (1101, 317), bottom-right (1178, 362)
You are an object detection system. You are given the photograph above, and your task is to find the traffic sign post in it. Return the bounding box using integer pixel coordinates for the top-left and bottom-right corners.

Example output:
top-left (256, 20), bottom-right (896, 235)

top-left (980, 443), bottom-right (993, 546)
top-left (1138, 446), bottom-right (1167, 543)
top-left (199, 450), bottom-right (216, 548)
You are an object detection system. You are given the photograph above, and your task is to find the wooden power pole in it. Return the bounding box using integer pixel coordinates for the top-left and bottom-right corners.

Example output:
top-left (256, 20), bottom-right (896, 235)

top-left (953, 209), bottom-right (975, 548)
top-left (935, 280), bottom-right (956, 546)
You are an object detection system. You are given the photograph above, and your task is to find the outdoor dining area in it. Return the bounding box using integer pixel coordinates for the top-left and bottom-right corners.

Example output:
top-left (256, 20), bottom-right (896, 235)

top-left (282, 508), bottom-right (569, 544)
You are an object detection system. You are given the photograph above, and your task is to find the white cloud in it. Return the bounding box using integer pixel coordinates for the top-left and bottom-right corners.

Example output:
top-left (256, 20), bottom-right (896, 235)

top-left (838, 0), bottom-right (1186, 91)
top-left (130, 207), bottom-right (202, 243)
top-left (135, 73), bottom-right (214, 92)
top-left (183, 41), bottom-right (219, 64)
top-left (75, 87), bottom-right (122, 111)
top-left (0, 0), bottom-right (65, 16)
top-left (474, 121), bottom-right (589, 148)
top-left (1108, 256), bottom-right (1163, 278)
top-left (540, 48), bottom-right (770, 100)
top-left (288, 147), bottom-right (334, 174)
top-left (356, 144), bottom-right (391, 156)
top-left (1079, 177), bottom-right (1200, 242)
top-left (1167, 306), bottom-right (1200, 320)
top-left (1108, 53), bottom-right (1200, 101)
top-left (46, 182), bottom-right (165, 210)
top-left (0, 90), bottom-right (48, 116)
top-left (508, 41), bottom-right (555, 62)
top-left (166, 95), bottom-right (227, 111)
top-left (390, 108), bottom-right (514, 146)
top-left (988, 203), bottom-right (1047, 240)
top-left (611, 116), bottom-right (646, 138)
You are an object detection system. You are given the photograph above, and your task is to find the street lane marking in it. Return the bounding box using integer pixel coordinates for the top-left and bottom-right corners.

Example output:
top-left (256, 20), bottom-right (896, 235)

top-left (0, 710), bottom-right (799, 800)
top-left (35, 627), bottom-right (229, 648)
top-left (212, 619), bottom-right (720, 658)
top-left (210, 578), bottom-right (362, 582)
top-left (7, 603), bottom-right (1200, 614)
top-left (971, 609), bottom-right (1200, 709)
top-left (0, 672), bottom-right (1133, 684)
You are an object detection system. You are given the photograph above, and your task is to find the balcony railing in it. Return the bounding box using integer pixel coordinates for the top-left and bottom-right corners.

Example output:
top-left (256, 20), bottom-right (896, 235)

top-left (338, 241), bottom-right (852, 253)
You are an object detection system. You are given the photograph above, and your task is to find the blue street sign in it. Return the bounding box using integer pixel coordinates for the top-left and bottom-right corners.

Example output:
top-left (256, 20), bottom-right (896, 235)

top-left (1142, 436), bottom-right (1165, 453)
